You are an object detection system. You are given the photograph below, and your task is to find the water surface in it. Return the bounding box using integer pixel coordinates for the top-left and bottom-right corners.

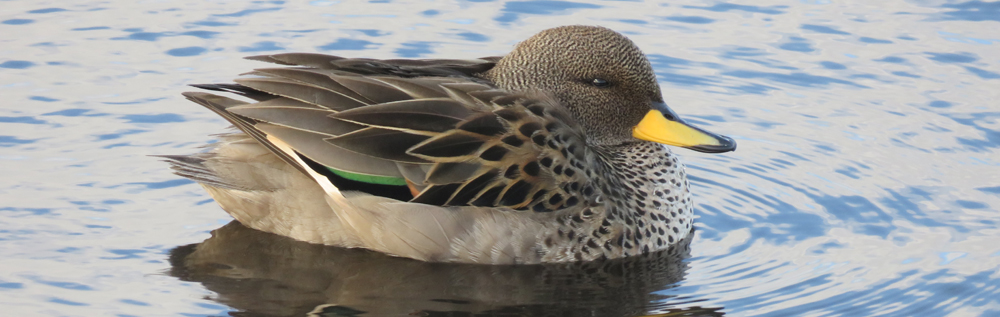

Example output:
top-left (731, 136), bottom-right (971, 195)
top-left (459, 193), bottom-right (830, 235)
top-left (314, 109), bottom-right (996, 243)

top-left (1, 0), bottom-right (998, 316)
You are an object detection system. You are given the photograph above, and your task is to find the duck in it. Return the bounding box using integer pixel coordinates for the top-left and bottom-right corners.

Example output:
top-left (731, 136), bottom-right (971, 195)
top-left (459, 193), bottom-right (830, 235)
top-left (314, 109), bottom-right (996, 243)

top-left (162, 25), bottom-right (735, 264)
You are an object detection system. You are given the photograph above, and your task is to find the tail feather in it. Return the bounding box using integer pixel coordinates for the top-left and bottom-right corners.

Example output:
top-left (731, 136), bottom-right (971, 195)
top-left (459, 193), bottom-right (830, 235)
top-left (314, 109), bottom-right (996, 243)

top-left (155, 154), bottom-right (246, 190)
top-left (181, 92), bottom-right (311, 177)
top-left (189, 83), bottom-right (276, 101)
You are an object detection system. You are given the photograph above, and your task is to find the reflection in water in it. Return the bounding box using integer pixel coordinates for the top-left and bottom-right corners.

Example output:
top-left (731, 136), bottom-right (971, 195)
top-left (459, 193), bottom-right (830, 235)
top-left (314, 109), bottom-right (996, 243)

top-left (169, 222), bottom-right (723, 316)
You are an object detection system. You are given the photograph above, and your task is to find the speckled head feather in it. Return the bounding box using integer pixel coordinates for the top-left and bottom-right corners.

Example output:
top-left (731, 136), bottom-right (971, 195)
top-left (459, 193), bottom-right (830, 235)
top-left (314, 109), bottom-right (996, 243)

top-left (484, 25), bottom-right (662, 146)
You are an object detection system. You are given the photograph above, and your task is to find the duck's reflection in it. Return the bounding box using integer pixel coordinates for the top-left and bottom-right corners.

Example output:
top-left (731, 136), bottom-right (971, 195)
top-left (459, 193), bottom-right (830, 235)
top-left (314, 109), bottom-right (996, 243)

top-left (169, 221), bottom-right (723, 316)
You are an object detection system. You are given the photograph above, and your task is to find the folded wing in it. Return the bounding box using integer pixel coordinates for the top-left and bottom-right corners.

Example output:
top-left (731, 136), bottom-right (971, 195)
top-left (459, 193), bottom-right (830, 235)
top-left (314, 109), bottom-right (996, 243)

top-left (185, 53), bottom-right (595, 212)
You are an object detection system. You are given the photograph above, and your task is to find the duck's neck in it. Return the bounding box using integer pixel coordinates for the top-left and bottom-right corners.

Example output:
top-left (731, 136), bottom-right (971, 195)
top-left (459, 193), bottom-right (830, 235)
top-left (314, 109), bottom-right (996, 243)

top-left (594, 141), bottom-right (696, 255)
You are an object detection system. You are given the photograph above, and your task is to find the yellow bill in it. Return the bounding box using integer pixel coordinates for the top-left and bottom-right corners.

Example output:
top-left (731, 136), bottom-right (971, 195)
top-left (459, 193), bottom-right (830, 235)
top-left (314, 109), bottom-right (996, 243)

top-left (632, 103), bottom-right (736, 153)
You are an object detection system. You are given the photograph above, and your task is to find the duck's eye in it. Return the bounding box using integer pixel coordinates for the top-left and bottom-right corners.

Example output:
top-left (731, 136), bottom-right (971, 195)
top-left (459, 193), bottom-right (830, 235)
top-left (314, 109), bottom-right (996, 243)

top-left (590, 78), bottom-right (610, 87)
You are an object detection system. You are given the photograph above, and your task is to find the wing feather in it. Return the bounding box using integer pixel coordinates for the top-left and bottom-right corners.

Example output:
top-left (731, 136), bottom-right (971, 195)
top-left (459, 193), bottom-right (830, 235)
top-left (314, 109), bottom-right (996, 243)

top-left (186, 53), bottom-right (592, 212)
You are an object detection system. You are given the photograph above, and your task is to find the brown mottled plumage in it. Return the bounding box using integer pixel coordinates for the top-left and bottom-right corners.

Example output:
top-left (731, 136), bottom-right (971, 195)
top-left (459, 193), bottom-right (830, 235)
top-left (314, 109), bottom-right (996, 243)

top-left (162, 25), bottom-right (735, 264)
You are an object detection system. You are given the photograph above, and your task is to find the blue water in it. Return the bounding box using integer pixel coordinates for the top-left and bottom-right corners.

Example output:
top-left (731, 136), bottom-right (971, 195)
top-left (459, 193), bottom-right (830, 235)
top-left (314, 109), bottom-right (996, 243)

top-left (2, 1), bottom-right (998, 316)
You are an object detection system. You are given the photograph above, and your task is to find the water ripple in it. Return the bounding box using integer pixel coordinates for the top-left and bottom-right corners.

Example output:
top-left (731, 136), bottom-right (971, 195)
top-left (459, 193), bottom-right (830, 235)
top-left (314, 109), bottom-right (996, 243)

top-left (0, 0), bottom-right (997, 315)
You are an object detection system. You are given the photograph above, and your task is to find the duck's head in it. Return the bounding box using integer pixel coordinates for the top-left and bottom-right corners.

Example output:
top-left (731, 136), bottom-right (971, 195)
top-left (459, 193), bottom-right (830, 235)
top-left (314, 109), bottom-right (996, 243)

top-left (484, 25), bottom-right (735, 153)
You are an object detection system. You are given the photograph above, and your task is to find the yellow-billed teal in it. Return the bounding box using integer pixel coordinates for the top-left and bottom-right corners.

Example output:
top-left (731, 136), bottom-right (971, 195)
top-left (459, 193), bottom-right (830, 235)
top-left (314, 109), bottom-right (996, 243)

top-left (162, 25), bottom-right (735, 264)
